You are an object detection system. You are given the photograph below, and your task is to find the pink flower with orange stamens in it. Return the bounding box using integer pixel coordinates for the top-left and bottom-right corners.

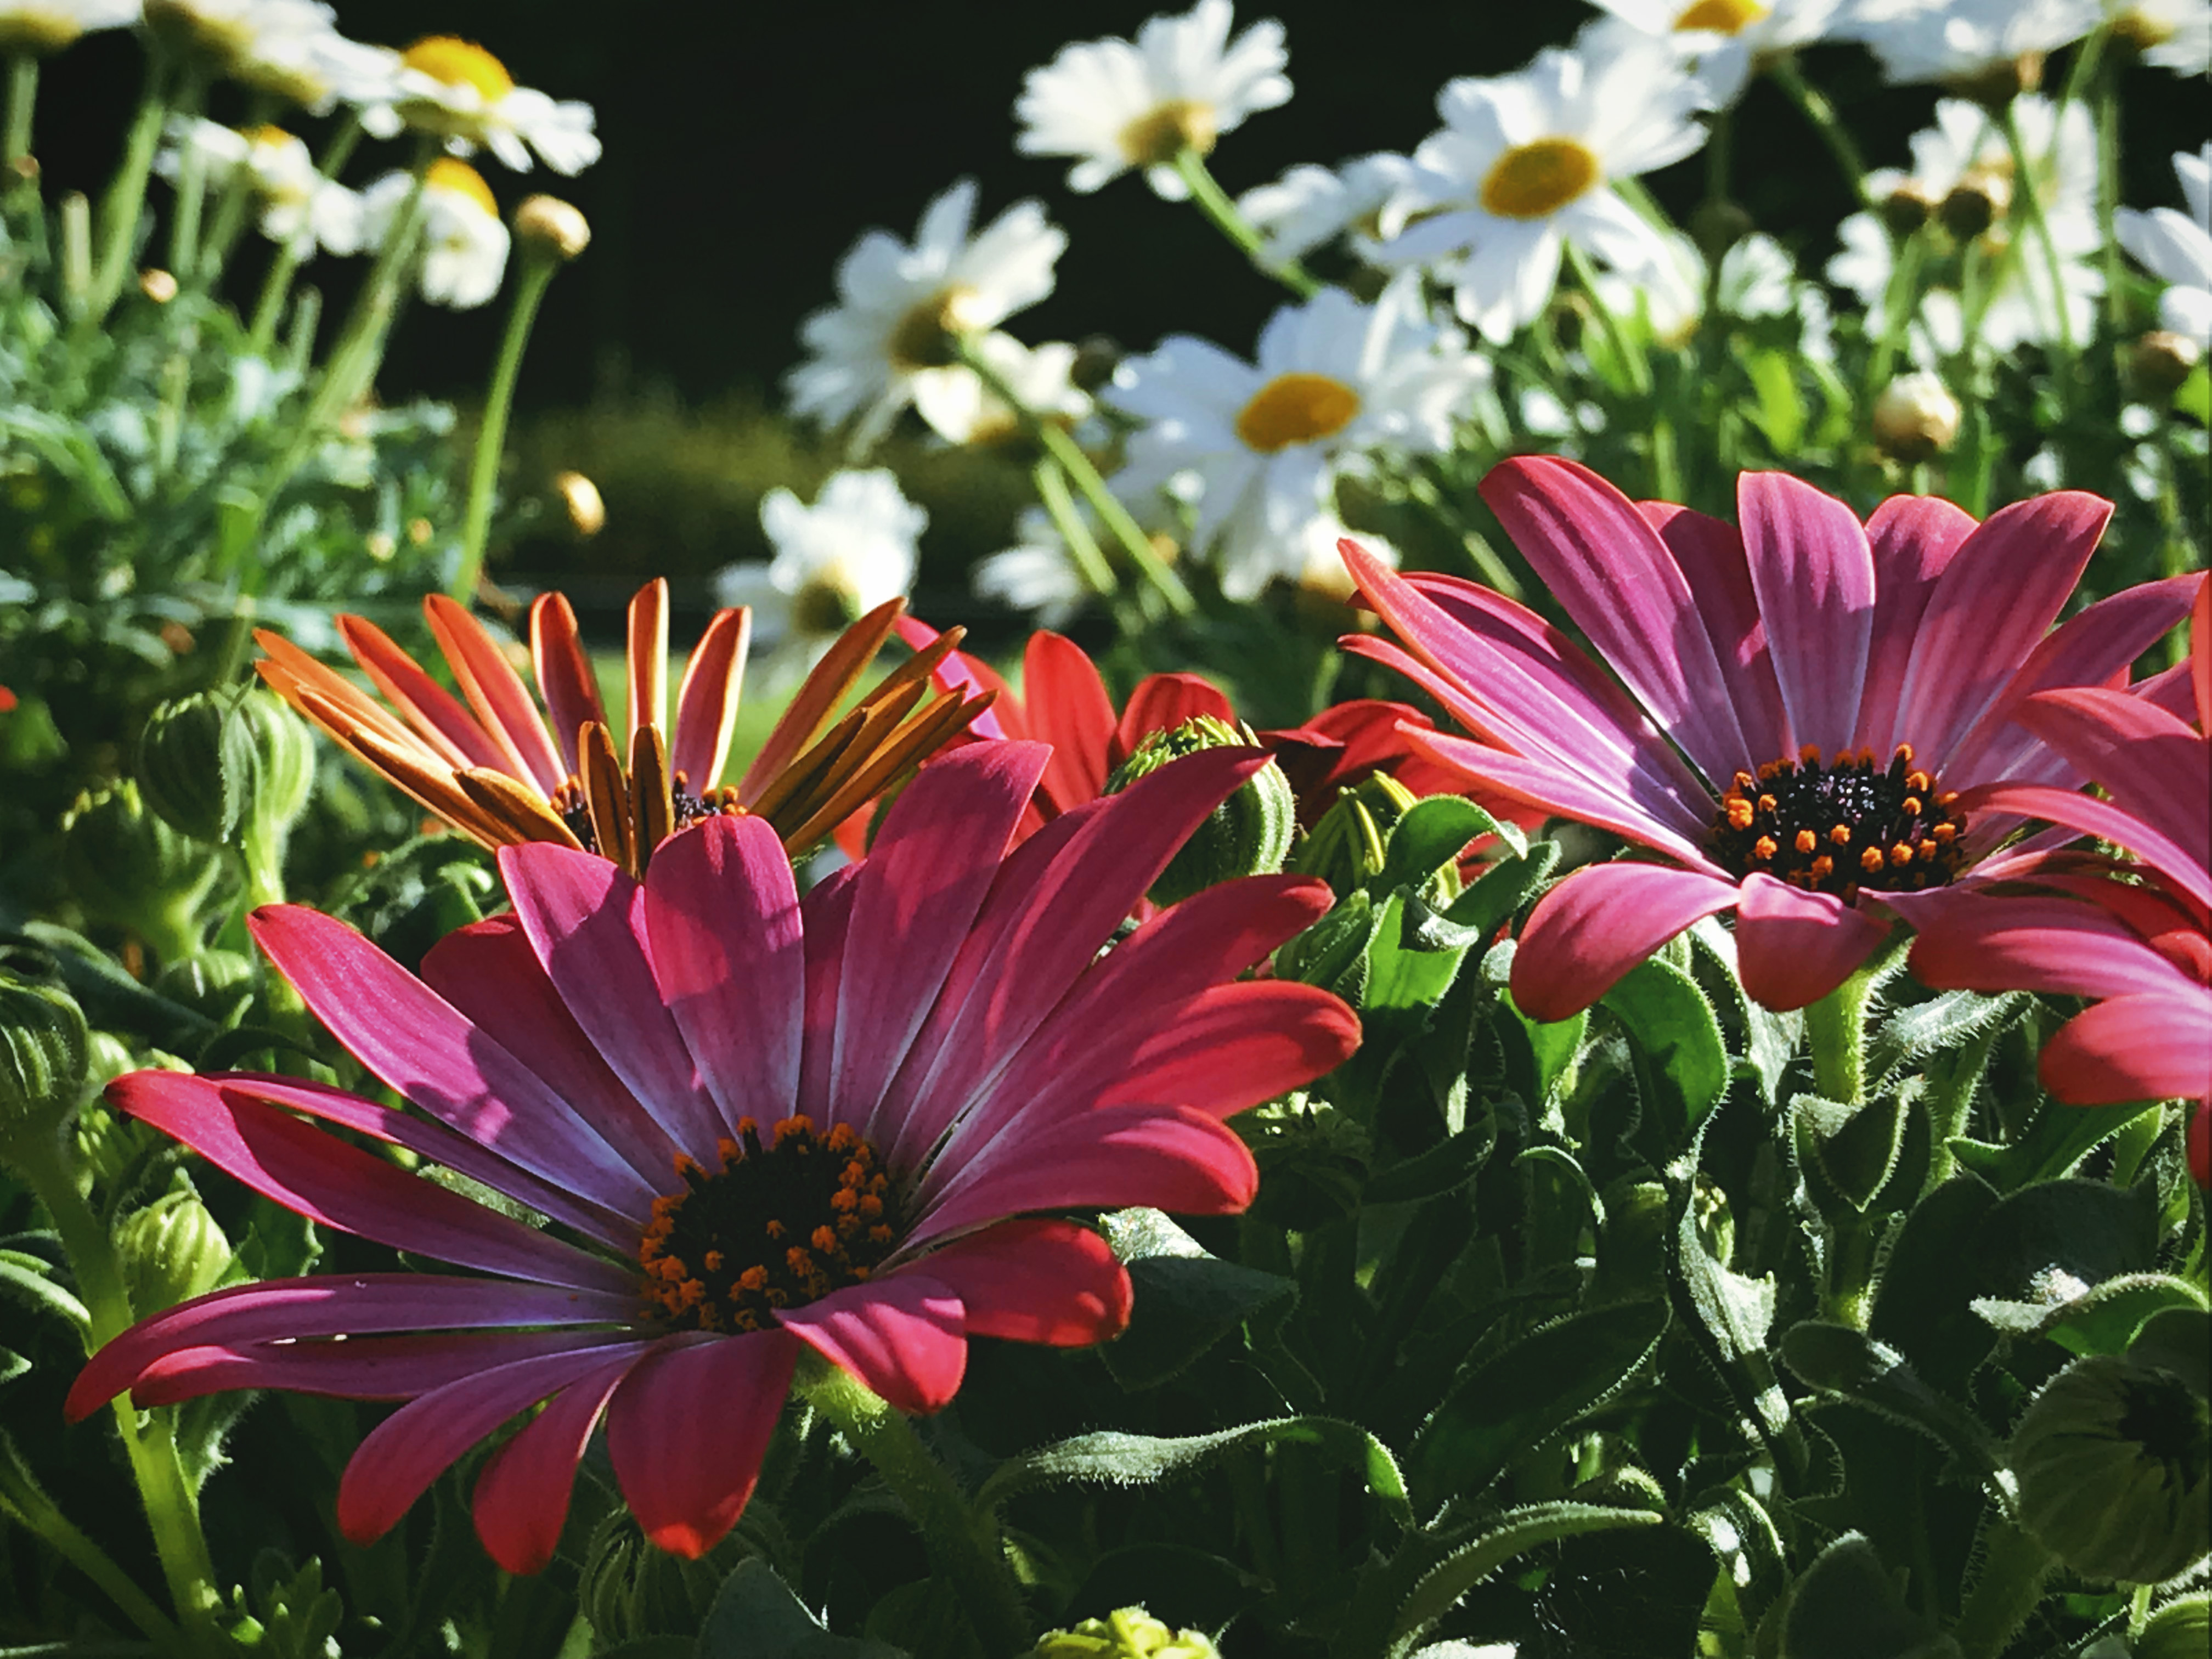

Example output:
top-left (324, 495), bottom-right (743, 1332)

top-left (67, 744), bottom-right (1361, 1571)
top-left (255, 582), bottom-right (989, 877)
top-left (1340, 458), bottom-right (2201, 1014)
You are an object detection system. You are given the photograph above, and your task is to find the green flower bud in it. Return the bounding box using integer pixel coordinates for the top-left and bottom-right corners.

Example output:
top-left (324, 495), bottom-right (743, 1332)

top-left (155, 949), bottom-right (259, 1023)
top-left (1289, 772), bottom-right (1461, 907)
top-left (2136, 1595), bottom-right (2210, 1659)
top-left (2013, 1354), bottom-right (2209, 1583)
top-left (115, 1180), bottom-right (232, 1314)
top-left (59, 778), bottom-right (220, 960)
top-left (1032, 1607), bottom-right (1221, 1659)
top-left (0, 969), bottom-right (88, 1161)
top-left (138, 689), bottom-right (315, 850)
top-left (1105, 717), bottom-right (1294, 909)
top-left (579, 1509), bottom-right (746, 1640)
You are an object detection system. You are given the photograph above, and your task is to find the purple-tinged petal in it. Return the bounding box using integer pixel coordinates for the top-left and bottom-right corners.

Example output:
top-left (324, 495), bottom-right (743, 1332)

top-left (1511, 862), bottom-right (1740, 1021)
top-left (642, 815), bottom-right (805, 1137)
top-left (1640, 500), bottom-right (1790, 766)
top-left (1479, 456), bottom-right (1758, 788)
top-left (128, 1329), bottom-right (636, 1408)
top-left (2040, 990), bottom-right (2212, 1105)
top-left (1955, 781), bottom-right (2212, 912)
top-left (2193, 574), bottom-right (2211, 735)
top-left (671, 607), bottom-right (751, 791)
top-left (106, 1074), bottom-right (636, 1290)
top-left (2015, 687), bottom-right (2210, 870)
top-left (472, 1348), bottom-right (641, 1575)
top-left (1852, 494), bottom-right (1979, 757)
top-left (1734, 874), bottom-right (1893, 1012)
top-left (337, 1341), bottom-right (653, 1547)
top-left (895, 615), bottom-right (1013, 742)
top-left (1405, 729), bottom-right (1719, 868)
top-left (829, 744), bottom-right (1049, 1130)
top-left (422, 917), bottom-right (682, 1192)
top-left (916, 1219), bottom-right (1132, 1346)
top-left (499, 844), bottom-right (725, 1158)
top-left (1889, 490), bottom-right (2113, 771)
top-left (606, 1330), bottom-right (799, 1559)
top-left (249, 906), bottom-right (659, 1214)
top-left (776, 1274), bottom-right (966, 1415)
top-left (1737, 473), bottom-right (1876, 760)
top-left (799, 862), bottom-right (860, 1116)
top-left (1904, 893), bottom-right (2206, 1001)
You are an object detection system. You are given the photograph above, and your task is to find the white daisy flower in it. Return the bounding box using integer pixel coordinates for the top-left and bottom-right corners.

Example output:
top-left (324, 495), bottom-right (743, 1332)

top-left (1290, 511), bottom-right (1397, 604)
top-left (1237, 153), bottom-right (1429, 266)
top-left (1376, 41), bottom-right (1707, 343)
top-left (975, 507), bottom-right (1093, 629)
top-left (2108, 0), bottom-right (2212, 74)
top-left (1015, 0), bottom-right (1291, 200)
top-left (1583, 0), bottom-right (1847, 105)
top-left (363, 159), bottom-right (509, 309)
top-left (1107, 276), bottom-right (1487, 599)
top-left (2118, 145), bottom-right (2212, 346)
top-left (910, 332), bottom-right (1091, 448)
top-left (140, 0), bottom-right (382, 112)
top-left (1592, 229), bottom-right (1831, 353)
top-left (715, 470), bottom-right (923, 641)
top-left (157, 118), bottom-right (362, 256)
top-left (359, 35), bottom-right (599, 176)
top-left (0, 0), bottom-right (136, 54)
top-left (786, 178), bottom-right (1067, 455)
top-left (1838, 0), bottom-right (2102, 87)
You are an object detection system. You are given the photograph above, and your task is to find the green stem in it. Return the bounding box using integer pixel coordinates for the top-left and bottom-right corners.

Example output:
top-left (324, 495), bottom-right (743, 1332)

top-left (453, 251), bottom-right (557, 601)
top-left (1999, 105), bottom-right (2078, 368)
top-left (0, 1440), bottom-right (183, 1648)
top-left (245, 114), bottom-right (361, 356)
top-left (165, 131), bottom-right (207, 286)
top-left (1171, 145), bottom-right (1318, 297)
top-left (1805, 961), bottom-right (1876, 1108)
top-left (1028, 454), bottom-right (1120, 599)
top-left (1867, 228), bottom-right (1928, 398)
top-left (3, 54), bottom-right (36, 183)
top-left (15, 1137), bottom-right (224, 1656)
top-left (2094, 60), bottom-right (2123, 337)
top-left (1767, 58), bottom-right (1871, 210)
top-left (88, 60), bottom-right (174, 324)
top-left (1951, 1517), bottom-right (2054, 1659)
top-left (798, 1356), bottom-right (1029, 1654)
top-left (1400, 470), bottom-right (1525, 601)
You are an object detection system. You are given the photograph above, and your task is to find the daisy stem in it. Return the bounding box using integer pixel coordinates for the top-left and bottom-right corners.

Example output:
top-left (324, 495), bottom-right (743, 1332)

top-left (85, 56), bottom-right (176, 326)
top-left (1765, 58), bottom-right (1871, 212)
top-left (1170, 146), bottom-right (1319, 298)
top-left (0, 1439), bottom-right (185, 1650)
top-left (455, 249), bottom-right (560, 602)
top-left (798, 1356), bottom-right (1030, 1653)
top-left (3, 54), bottom-right (35, 189)
top-left (1999, 104), bottom-right (2079, 371)
top-left (246, 114), bottom-right (362, 357)
top-left (1804, 961), bottom-right (1874, 1109)
top-left (165, 132), bottom-right (208, 286)
top-left (1029, 454), bottom-right (1121, 599)
top-left (194, 93), bottom-right (276, 290)
top-left (1563, 242), bottom-right (1679, 500)
top-left (2094, 61), bottom-right (2124, 340)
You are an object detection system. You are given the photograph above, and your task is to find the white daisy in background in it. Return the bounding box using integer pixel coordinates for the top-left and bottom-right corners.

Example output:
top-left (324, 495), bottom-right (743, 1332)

top-left (910, 332), bottom-right (1091, 447)
top-left (1827, 94), bottom-right (2102, 356)
top-left (358, 35), bottom-right (599, 175)
top-left (156, 118), bottom-right (362, 256)
top-left (0, 0), bottom-right (137, 55)
top-left (2106, 0), bottom-right (2212, 71)
top-left (1290, 511), bottom-right (1397, 605)
top-left (974, 507), bottom-right (1093, 628)
top-left (1237, 153), bottom-right (1428, 267)
top-left (1595, 228), bottom-right (1835, 355)
top-left (1108, 275), bottom-right (1488, 598)
top-left (363, 159), bottom-right (508, 309)
top-left (1015, 0), bottom-right (1291, 200)
top-left (1375, 41), bottom-right (1706, 343)
top-left (714, 470), bottom-right (924, 642)
top-left (1582, 0), bottom-right (1846, 105)
top-left (1838, 0), bottom-right (2102, 87)
top-left (140, 0), bottom-right (381, 112)
top-left (786, 178), bottom-right (1067, 454)
top-left (2118, 144), bottom-right (2212, 346)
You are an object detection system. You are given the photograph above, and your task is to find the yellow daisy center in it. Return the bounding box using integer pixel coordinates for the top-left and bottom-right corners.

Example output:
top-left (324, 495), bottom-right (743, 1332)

top-left (887, 286), bottom-right (987, 371)
top-left (0, 10), bottom-right (87, 54)
top-left (1119, 99), bottom-right (1220, 167)
top-left (426, 158), bottom-right (499, 218)
top-left (1235, 373), bottom-right (1363, 454)
top-left (1674, 0), bottom-right (1768, 33)
top-left (1481, 138), bottom-right (1601, 220)
top-left (401, 36), bottom-right (516, 102)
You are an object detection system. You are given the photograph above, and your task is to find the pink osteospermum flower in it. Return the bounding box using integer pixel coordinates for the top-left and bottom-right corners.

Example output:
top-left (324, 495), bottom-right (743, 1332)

top-left (66, 743), bottom-right (1359, 1573)
top-left (1340, 456), bottom-right (2202, 1014)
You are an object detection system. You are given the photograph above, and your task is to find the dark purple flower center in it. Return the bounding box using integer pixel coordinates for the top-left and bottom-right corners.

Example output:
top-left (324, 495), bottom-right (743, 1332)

top-left (1709, 743), bottom-right (1970, 900)
top-left (552, 770), bottom-right (736, 857)
top-left (637, 1114), bottom-right (901, 1333)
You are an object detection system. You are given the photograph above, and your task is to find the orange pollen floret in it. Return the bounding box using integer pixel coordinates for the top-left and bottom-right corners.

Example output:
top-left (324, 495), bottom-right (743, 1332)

top-left (1810, 855), bottom-right (1835, 881)
top-left (811, 1226), bottom-right (839, 1253)
top-left (674, 1153), bottom-right (702, 1178)
top-left (702, 1250), bottom-right (724, 1273)
top-left (869, 1224), bottom-right (895, 1244)
top-left (830, 1187), bottom-right (858, 1212)
top-left (735, 1116), bottom-right (759, 1137)
top-left (738, 1265), bottom-right (769, 1291)
top-left (765, 1218), bottom-right (787, 1239)
top-left (1758, 761), bottom-right (1782, 781)
top-left (1901, 796), bottom-right (1923, 817)
top-left (1753, 836), bottom-right (1779, 862)
top-left (1725, 798), bottom-right (1756, 830)
top-left (1916, 840), bottom-right (1939, 861)
top-left (774, 1114), bottom-right (815, 1146)
top-left (1906, 771), bottom-right (1931, 794)
top-left (859, 1194), bottom-right (884, 1220)
top-left (825, 1123), bottom-right (860, 1152)
top-left (851, 1266), bottom-right (871, 1281)
top-left (1794, 829), bottom-right (1819, 855)
top-left (765, 1288), bottom-right (788, 1306)
top-left (1799, 743), bottom-right (1821, 764)
top-left (1733, 770), bottom-right (1758, 792)
top-left (676, 1279), bottom-right (704, 1308)
top-left (1861, 847), bottom-right (1887, 874)
top-left (716, 1137), bottom-right (740, 1167)
top-left (785, 1246), bottom-right (813, 1276)
top-left (1932, 823), bottom-right (1958, 843)
top-left (1937, 791), bottom-right (1959, 808)
top-left (732, 1309), bottom-right (760, 1331)
top-left (839, 1164), bottom-right (866, 1189)
top-left (1757, 793), bottom-right (1778, 814)
top-left (1888, 843), bottom-right (1915, 868)
top-left (1894, 743), bottom-right (1915, 764)
top-left (654, 1257), bottom-right (686, 1282)
top-left (1830, 825), bottom-right (1853, 845)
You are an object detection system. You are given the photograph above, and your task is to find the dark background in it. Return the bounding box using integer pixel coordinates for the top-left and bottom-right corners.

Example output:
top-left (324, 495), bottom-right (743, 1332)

top-left (38, 2), bottom-right (2204, 417)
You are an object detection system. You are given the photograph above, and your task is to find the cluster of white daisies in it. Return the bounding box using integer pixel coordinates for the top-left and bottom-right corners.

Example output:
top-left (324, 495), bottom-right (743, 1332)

top-left (14, 0), bottom-right (599, 310)
top-left (749, 0), bottom-right (2209, 637)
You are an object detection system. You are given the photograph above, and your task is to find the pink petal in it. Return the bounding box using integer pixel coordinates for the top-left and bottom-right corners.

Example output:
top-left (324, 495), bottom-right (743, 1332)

top-left (642, 814), bottom-right (805, 1137)
top-left (2040, 990), bottom-right (2212, 1105)
top-left (2193, 574), bottom-right (2211, 735)
top-left (1512, 863), bottom-right (1741, 1021)
top-left (1406, 728), bottom-right (1718, 867)
top-left (1115, 673), bottom-right (1235, 762)
top-left (830, 743), bottom-right (1050, 1131)
top-left (672, 606), bottom-right (751, 791)
top-left (1480, 456), bottom-right (1760, 789)
top-left (528, 592), bottom-right (609, 778)
top-left (1903, 892), bottom-right (2205, 1000)
top-left (338, 1342), bottom-right (652, 1547)
top-left (915, 1218), bottom-right (1132, 1346)
top-left (472, 1349), bottom-right (641, 1574)
top-left (905, 1104), bottom-right (1259, 1252)
top-left (249, 905), bottom-right (657, 1212)
top-left (1737, 473), bottom-right (1876, 760)
top-left (106, 1073), bottom-right (635, 1289)
top-left (1889, 491), bottom-right (2113, 771)
top-left (129, 1329), bottom-right (636, 1408)
top-left (67, 1274), bottom-right (641, 1421)
top-left (2016, 687), bottom-right (2210, 867)
top-left (606, 1331), bottom-right (799, 1559)
top-left (1734, 874), bottom-right (1894, 1012)
top-left (895, 614), bottom-right (1015, 741)
top-left (799, 863), bottom-right (861, 1115)
top-left (1024, 631), bottom-right (1117, 813)
top-left (425, 595), bottom-right (567, 795)
top-left (1959, 781), bottom-right (2212, 911)
top-left (1639, 500), bottom-right (1789, 766)
top-left (1851, 494), bottom-right (1979, 757)
top-left (776, 1275), bottom-right (966, 1415)
top-left (422, 917), bottom-right (682, 1192)
top-left (499, 844), bottom-right (724, 1156)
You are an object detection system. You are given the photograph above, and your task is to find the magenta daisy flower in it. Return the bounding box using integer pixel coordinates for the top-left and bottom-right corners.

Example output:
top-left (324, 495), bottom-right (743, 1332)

top-left (66, 744), bottom-right (1358, 1573)
top-left (1340, 458), bottom-right (2201, 1014)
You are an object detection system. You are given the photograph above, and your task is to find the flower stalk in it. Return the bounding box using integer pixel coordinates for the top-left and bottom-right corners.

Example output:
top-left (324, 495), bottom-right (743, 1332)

top-left (86, 60), bottom-right (177, 325)
top-left (3, 54), bottom-right (35, 189)
top-left (246, 115), bottom-right (363, 356)
top-left (1170, 145), bottom-right (1317, 297)
top-left (453, 241), bottom-right (561, 601)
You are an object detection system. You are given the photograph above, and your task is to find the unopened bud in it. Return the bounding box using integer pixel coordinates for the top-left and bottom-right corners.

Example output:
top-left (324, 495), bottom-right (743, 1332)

top-left (1872, 371), bottom-right (1962, 463)
top-left (1690, 199), bottom-right (1753, 264)
top-left (1879, 181), bottom-right (1937, 238)
top-left (1106, 717), bottom-right (1296, 909)
top-left (115, 1181), bottom-right (231, 1315)
top-left (555, 470), bottom-right (606, 537)
top-left (1938, 168), bottom-right (2010, 240)
top-left (2129, 330), bottom-right (2202, 397)
top-left (138, 688), bottom-right (315, 850)
top-left (579, 1510), bottom-right (736, 1641)
top-left (1944, 50), bottom-right (2044, 108)
top-left (515, 194), bottom-right (590, 263)
top-left (139, 268), bottom-right (179, 304)
top-left (2012, 1353), bottom-right (2209, 1584)
top-left (1032, 1607), bottom-right (1220, 1659)
top-left (2135, 1596), bottom-right (2210, 1659)
top-left (60, 779), bottom-right (221, 956)
top-left (0, 969), bottom-right (88, 1159)
top-left (1290, 772), bottom-right (1439, 901)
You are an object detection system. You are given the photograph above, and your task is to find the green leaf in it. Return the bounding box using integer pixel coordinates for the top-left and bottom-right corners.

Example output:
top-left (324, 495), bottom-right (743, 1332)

top-left (1866, 991), bottom-right (2029, 1087)
top-left (1741, 345), bottom-right (1808, 453)
top-left (1969, 1271), bottom-right (2208, 1358)
top-left (1777, 1323), bottom-right (2002, 1494)
top-left (1443, 839), bottom-right (1559, 942)
top-left (697, 1559), bottom-right (907, 1659)
top-left (1364, 893), bottom-right (1471, 1015)
top-left (1947, 1099), bottom-right (2157, 1193)
top-left (0, 1249), bottom-right (89, 1335)
top-left (1282, 889), bottom-right (1381, 1000)
top-left (1096, 1209), bottom-right (1294, 1390)
top-left (2173, 359), bottom-right (2211, 424)
top-left (1411, 1298), bottom-right (1668, 1511)
top-left (1778, 1532), bottom-right (1960, 1659)
top-left (2130, 1306), bottom-right (2210, 1399)
top-left (1374, 795), bottom-right (1523, 896)
top-left (1387, 1502), bottom-right (1663, 1651)
top-left (1363, 1125), bottom-right (1493, 1206)
top-left (979, 1415), bottom-right (1412, 1534)
top-left (1602, 956), bottom-right (1728, 1137)
top-left (1869, 1178), bottom-right (2001, 1394)
top-left (1967, 1176), bottom-right (2161, 1304)
top-left (1795, 1089), bottom-right (1912, 1215)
